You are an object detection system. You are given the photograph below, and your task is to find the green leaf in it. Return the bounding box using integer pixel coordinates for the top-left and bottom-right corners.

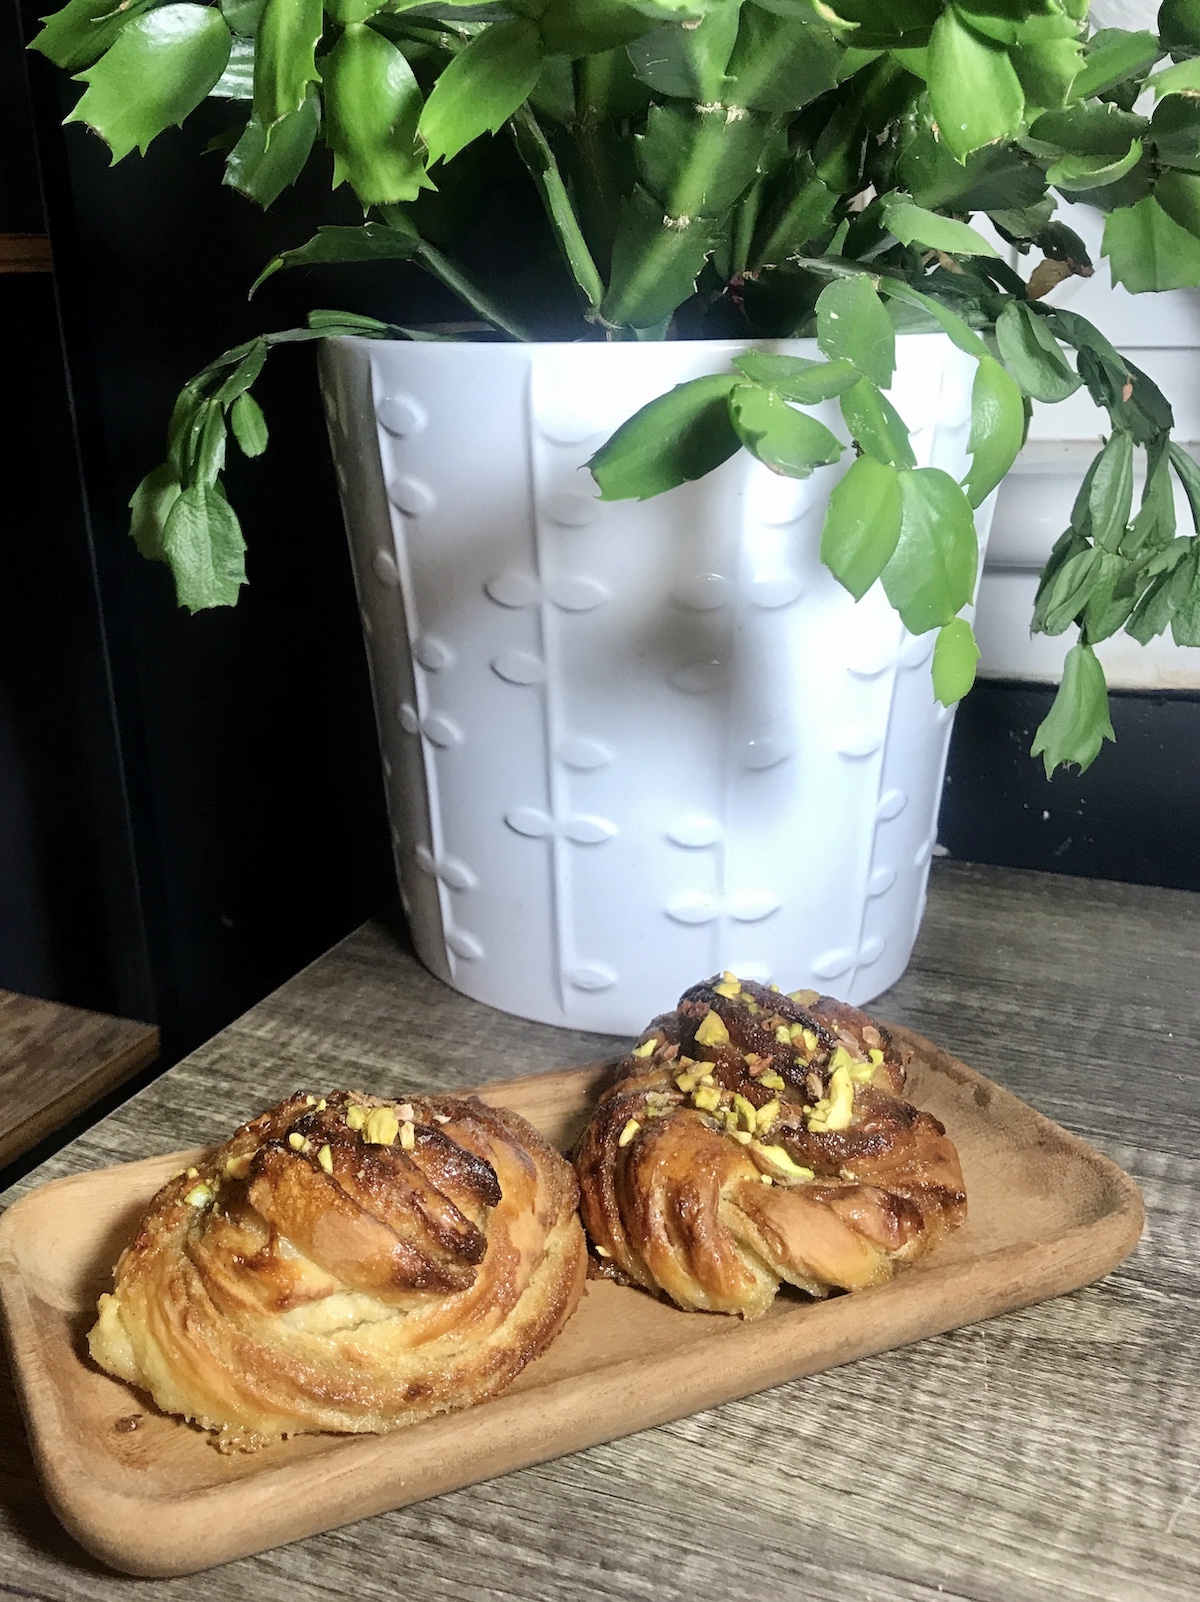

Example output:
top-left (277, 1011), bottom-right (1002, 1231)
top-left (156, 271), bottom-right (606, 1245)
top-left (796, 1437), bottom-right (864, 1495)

top-left (1069, 29), bottom-right (1160, 101)
top-left (602, 185), bottom-right (717, 329)
top-left (32, 0), bottom-right (155, 73)
top-left (815, 276), bottom-right (894, 389)
top-left (538, 0), bottom-right (668, 56)
top-left (1169, 442), bottom-right (1200, 530)
top-left (212, 340), bottom-right (267, 405)
top-left (1154, 170), bottom-right (1200, 240)
top-left (589, 374), bottom-right (741, 501)
top-left (161, 483), bottom-right (248, 611)
top-left (1030, 643), bottom-right (1115, 777)
top-left (1089, 433), bottom-right (1135, 552)
top-left (1160, 0), bottom-right (1200, 57)
top-left (881, 198), bottom-right (1000, 258)
top-left (1126, 566), bottom-right (1179, 643)
top-left (627, 5), bottom-right (741, 101)
top-left (927, 6), bottom-right (1025, 161)
top-left (1169, 544), bottom-right (1200, 646)
top-left (1148, 58), bottom-right (1200, 99)
top-left (636, 101), bottom-right (768, 219)
top-left (1047, 140), bottom-right (1143, 193)
top-left (994, 302), bottom-right (1081, 404)
top-left (819, 454), bottom-right (903, 601)
top-left (1031, 526), bottom-right (1090, 632)
top-left (325, 24), bottom-right (426, 206)
top-left (1083, 558), bottom-right (1141, 644)
top-left (931, 618), bottom-right (980, 706)
top-left (510, 109), bottom-right (603, 314)
top-left (251, 221), bottom-right (421, 293)
top-left (128, 464), bottom-right (181, 564)
top-left (1123, 447), bottom-right (1177, 560)
top-left (838, 378), bottom-right (916, 469)
top-left (1028, 103), bottom-right (1147, 157)
top-left (1031, 545), bottom-right (1111, 635)
top-left (728, 384), bottom-right (844, 479)
top-left (212, 33), bottom-right (254, 98)
top-left (963, 356), bottom-right (1024, 509)
top-left (419, 18), bottom-right (543, 167)
top-left (731, 352), bottom-right (860, 404)
top-left (1101, 195), bottom-right (1200, 291)
top-left (223, 86), bottom-right (319, 208)
top-left (230, 392), bottom-right (268, 456)
top-left (724, 4), bottom-right (844, 112)
top-left (253, 0), bottom-right (321, 130)
top-left (881, 467), bottom-right (979, 635)
top-left (876, 279), bottom-right (990, 359)
top-left (66, 4), bottom-right (232, 162)
top-left (1148, 95), bottom-right (1200, 174)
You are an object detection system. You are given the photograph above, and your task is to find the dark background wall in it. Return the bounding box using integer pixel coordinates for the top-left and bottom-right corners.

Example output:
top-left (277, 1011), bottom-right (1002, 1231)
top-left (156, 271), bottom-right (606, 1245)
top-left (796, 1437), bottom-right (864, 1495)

top-left (2, 0), bottom-right (1197, 1079)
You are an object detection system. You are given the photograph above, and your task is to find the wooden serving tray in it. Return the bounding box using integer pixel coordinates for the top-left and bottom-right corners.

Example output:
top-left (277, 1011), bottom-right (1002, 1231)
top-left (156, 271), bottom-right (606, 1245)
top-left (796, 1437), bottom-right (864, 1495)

top-left (0, 1027), bottom-right (1143, 1578)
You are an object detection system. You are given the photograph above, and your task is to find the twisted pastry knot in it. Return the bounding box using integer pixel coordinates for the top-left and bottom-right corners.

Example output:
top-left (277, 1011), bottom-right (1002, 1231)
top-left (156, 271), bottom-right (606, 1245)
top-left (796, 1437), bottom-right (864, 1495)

top-left (574, 975), bottom-right (967, 1318)
top-left (89, 1091), bottom-right (586, 1446)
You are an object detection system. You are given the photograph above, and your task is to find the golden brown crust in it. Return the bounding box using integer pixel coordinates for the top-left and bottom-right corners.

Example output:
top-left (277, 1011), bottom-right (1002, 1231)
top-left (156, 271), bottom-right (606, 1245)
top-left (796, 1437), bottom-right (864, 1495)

top-left (88, 1091), bottom-right (586, 1444)
top-left (574, 975), bottom-right (966, 1318)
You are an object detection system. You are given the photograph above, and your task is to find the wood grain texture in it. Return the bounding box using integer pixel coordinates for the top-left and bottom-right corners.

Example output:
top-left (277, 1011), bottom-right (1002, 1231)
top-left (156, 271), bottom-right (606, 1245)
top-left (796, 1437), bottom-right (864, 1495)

top-left (0, 865), bottom-right (1197, 1601)
top-left (0, 1041), bottom-right (1141, 1577)
top-left (0, 992), bottom-right (159, 1169)
top-left (0, 234), bottom-right (53, 273)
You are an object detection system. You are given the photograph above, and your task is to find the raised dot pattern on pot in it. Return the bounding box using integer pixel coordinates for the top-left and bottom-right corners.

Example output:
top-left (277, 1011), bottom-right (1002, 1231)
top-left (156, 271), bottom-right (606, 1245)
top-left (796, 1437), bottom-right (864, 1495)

top-left (340, 339), bottom-right (989, 1028)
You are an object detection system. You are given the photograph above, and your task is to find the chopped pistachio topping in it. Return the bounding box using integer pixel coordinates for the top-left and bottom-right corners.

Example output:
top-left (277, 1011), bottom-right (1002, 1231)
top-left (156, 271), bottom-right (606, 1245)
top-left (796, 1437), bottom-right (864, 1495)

top-left (399, 1120), bottom-right (416, 1151)
top-left (756, 1099), bottom-right (780, 1133)
top-left (760, 1173), bottom-right (775, 1185)
top-left (754, 1144), bottom-right (815, 1180)
top-left (732, 1129), bottom-right (753, 1144)
top-left (224, 1153), bottom-right (253, 1180)
top-left (316, 1097), bottom-right (327, 1111)
top-left (699, 1071), bottom-right (715, 1086)
top-left (618, 1117), bottom-right (641, 1148)
top-left (692, 1085), bottom-right (721, 1112)
top-left (759, 1070), bottom-right (786, 1091)
top-left (675, 1071), bottom-right (700, 1093)
top-left (184, 1184), bottom-right (212, 1208)
top-left (868, 1047), bottom-right (885, 1065)
top-left (802, 1028), bottom-right (818, 1054)
top-left (774, 1026), bottom-right (791, 1045)
top-left (185, 1166), bottom-right (199, 1180)
top-left (744, 998), bottom-right (760, 1015)
top-left (829, 1044), bottom-right (857, 1074)
top-left (733, 1093), bottom-right (758, 1132)
top-left (595, 1244), bottom-right (612, 1258)
top-left (363, 1107), bottom-right (400, 1146)
top-left (695, 1009), bottom-right (730, 1048)
top-left (317, 1143), bottom-right (334, 1175)
top-left (789, 988), bottom-right (820, 1005)
top-left (808, 1064), bottom-right (854, 1132)
top-left (630, 1037), bottom-right (657, 1058)
top-left (287, 1133), bottom-right (306, 1152)
top-left (714, 971), bottom-right (741, 998)
top-left (305, 1095), bottom-right (316, 1107)
top-left (345, 1104), bottom-right (366, 1131)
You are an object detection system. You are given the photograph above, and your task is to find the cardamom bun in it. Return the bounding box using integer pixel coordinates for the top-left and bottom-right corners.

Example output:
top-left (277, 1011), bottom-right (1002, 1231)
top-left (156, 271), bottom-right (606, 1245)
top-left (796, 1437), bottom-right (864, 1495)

top-left (574, 976), bottom-right (966, 1318)
top-left (89, 1090), bottom-right (586, 1446)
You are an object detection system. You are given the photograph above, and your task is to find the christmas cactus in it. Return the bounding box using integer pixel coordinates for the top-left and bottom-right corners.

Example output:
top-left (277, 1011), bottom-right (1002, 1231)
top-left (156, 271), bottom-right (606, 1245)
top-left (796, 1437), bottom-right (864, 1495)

top-left (30, 0), bottom-right (1200, 772)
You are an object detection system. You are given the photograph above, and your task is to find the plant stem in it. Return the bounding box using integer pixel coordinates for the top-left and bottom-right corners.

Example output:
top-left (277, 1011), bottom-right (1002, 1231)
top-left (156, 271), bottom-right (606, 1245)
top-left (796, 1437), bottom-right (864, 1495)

top-left (511, 107), bottom-right (605, 317)
top-left (415, 243), bottom-right (539, 341)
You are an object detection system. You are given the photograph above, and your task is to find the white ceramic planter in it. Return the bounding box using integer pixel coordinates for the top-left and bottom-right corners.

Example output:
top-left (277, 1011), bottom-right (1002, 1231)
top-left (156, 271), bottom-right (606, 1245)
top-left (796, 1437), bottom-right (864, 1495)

top-left (319, 334), bottom-right (992, 1035)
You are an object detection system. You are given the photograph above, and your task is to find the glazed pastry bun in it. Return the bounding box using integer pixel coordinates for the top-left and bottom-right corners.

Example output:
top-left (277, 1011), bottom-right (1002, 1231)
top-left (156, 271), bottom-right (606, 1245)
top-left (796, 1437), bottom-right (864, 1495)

top-left (89, 1090), bottom-right (586, 1446)
top-left (574, 975), bottom-right (966, 1318)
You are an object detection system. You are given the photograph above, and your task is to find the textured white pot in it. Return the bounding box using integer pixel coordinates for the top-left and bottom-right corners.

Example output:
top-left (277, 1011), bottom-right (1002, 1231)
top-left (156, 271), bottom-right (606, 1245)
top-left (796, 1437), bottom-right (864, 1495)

top-left (319, 334), bottom-right (992, 1035)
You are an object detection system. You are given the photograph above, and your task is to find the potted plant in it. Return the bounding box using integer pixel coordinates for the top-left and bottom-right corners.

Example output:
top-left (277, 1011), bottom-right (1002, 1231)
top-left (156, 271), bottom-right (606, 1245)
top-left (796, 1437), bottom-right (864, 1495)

top-left (30, 0), bottom-right (1200, 1031)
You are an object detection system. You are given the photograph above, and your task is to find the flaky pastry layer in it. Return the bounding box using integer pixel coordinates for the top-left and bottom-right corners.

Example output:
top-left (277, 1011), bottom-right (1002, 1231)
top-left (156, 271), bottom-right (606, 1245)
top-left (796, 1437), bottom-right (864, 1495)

top-left (89, 1090), bottom-right (586, 1445)
top-left (574, 976), bottom-right (966, 1318)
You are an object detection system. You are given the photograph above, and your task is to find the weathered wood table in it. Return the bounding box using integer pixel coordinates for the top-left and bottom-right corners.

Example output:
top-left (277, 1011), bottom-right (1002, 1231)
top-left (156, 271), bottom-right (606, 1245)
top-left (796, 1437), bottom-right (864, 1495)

top-left (1, 861), bottom-right (1196, 1602)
